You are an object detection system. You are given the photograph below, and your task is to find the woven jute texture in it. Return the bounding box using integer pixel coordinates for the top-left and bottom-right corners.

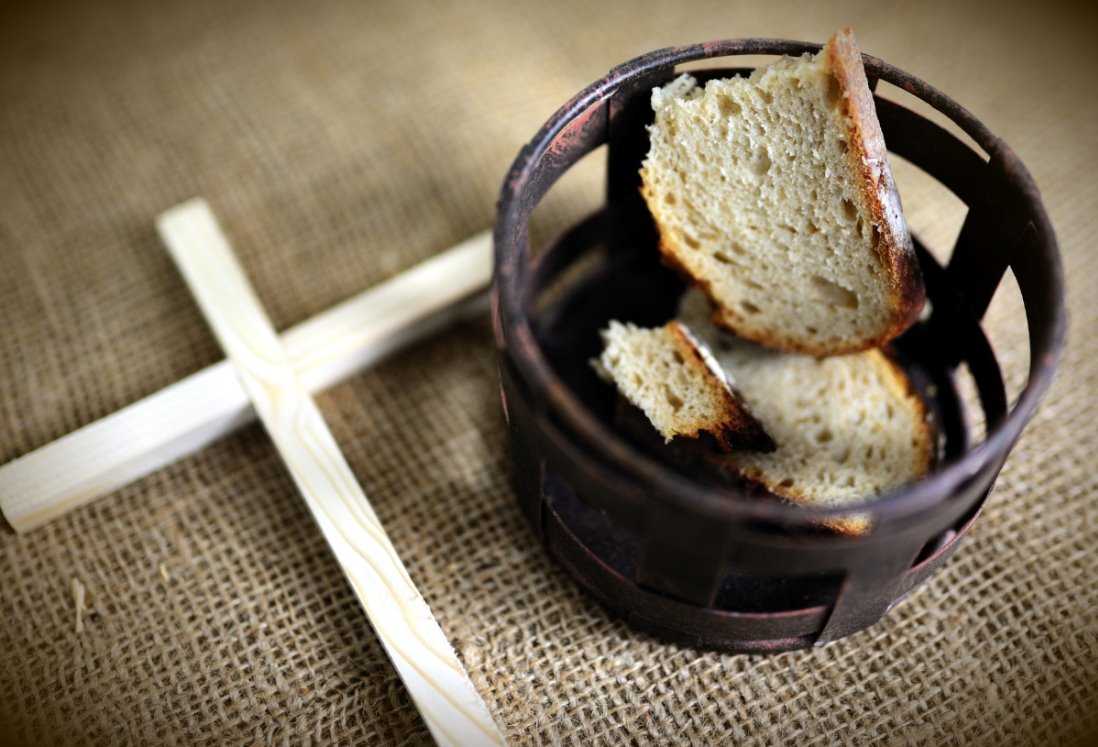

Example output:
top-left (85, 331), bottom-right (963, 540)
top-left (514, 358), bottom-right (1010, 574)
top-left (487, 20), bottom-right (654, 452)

top-left (1, 0), bottom-right (1095, 744)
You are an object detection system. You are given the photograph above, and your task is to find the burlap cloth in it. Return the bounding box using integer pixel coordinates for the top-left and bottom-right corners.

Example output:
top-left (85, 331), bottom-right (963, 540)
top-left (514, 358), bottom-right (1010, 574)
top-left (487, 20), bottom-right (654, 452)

top-left (1, 0), bottom-right (1095, 744)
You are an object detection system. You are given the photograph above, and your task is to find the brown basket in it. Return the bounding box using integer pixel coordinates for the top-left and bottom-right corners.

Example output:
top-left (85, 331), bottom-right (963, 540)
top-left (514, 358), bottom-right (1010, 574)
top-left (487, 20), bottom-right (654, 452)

top-left (491, 39), bottom-right (1066, 653)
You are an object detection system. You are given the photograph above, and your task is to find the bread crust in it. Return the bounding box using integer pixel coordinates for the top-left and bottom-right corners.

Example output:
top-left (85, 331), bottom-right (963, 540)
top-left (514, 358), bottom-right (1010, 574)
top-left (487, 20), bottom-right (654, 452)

top-left (666, 321), bottom-right (776, 452)
top-left (826, 29), bottom-right (926, 346)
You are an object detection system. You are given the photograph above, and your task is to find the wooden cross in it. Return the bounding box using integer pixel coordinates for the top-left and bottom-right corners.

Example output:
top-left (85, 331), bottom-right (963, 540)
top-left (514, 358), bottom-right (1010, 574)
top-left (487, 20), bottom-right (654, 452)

top-left (1, 199), bottom-right (505, 746)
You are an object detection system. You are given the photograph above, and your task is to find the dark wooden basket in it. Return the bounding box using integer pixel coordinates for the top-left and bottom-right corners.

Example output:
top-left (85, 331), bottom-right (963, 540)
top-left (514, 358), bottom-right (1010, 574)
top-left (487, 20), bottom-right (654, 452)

top-left (492, 39), bottom-right (1066, 653)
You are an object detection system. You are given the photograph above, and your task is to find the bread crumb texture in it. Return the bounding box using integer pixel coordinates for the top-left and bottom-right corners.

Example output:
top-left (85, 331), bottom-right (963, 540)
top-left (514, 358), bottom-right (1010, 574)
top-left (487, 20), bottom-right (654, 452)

top-left (679, 290), bottom-right (932, 516)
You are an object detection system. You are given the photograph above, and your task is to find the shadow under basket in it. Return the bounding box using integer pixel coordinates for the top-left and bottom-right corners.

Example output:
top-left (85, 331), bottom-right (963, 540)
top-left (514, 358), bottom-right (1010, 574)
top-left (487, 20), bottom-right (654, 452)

top-left (492, 39), bottom-right (1066, 653)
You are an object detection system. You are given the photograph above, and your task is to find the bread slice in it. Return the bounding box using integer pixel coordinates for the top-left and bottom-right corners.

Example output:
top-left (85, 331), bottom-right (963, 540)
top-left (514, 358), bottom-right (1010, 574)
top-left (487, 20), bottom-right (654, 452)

top-left (679, 291), bottom-right (934, 534)
top-left (593, 320), bottom-right (774, 452)
top-left (640, 29), bottom-right (925, 356)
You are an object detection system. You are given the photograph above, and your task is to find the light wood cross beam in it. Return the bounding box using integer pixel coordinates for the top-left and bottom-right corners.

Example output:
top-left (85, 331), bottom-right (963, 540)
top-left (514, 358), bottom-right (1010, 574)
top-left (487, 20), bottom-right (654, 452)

top-left (0, 226), bottom-right (491, 532)
top-left (157, 199), bottom-right (505, 746)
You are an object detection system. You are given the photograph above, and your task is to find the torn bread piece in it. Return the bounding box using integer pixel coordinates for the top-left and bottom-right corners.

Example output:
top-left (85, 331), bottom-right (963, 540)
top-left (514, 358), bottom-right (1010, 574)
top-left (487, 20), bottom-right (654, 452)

top-left (679, 290), bottom-right (933, 534)
top-left (593, 320), bottom-right (774, 452)
top-left (641, 29), bottom-right (925, 356)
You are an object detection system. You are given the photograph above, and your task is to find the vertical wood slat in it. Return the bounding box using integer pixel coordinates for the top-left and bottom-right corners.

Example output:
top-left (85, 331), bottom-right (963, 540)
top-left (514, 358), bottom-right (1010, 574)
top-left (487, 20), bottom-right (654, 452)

top-left (945, 152), bottom-right (1030, 323)
top-left (157, 199), bottom-right (505, 747)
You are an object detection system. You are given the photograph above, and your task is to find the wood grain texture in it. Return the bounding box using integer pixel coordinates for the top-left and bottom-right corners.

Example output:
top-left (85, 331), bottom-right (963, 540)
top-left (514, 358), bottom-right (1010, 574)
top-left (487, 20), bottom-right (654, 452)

top-left (155, 199), bottom-right (505, 747)
top-left (0, 229), bottom-right (490, 532)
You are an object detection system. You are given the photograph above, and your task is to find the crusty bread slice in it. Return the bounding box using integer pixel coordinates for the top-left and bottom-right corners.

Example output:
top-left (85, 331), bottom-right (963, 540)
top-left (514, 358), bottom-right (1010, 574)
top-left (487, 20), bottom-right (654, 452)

top-left (641, 29), bottom-right (925, 356)
top-left (679, 291), bottom-right (934, 534)
top-left (593, 320), bottom-right (774, 452)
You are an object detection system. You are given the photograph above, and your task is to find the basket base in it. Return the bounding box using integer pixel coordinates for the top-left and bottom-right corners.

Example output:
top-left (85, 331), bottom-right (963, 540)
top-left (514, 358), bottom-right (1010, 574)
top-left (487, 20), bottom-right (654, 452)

top-left (534, 466), bottom-right (822, 653)
top-left (513, 456), bottom-right (982, 653)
